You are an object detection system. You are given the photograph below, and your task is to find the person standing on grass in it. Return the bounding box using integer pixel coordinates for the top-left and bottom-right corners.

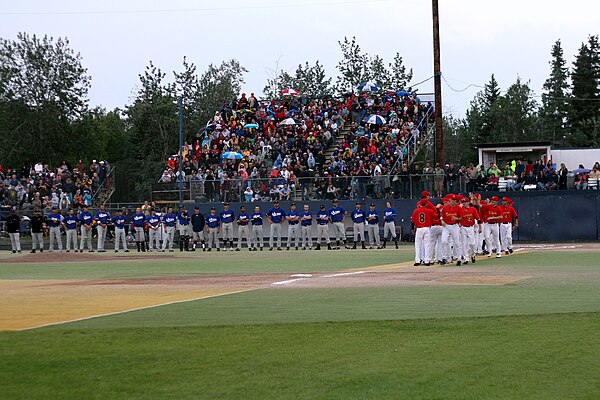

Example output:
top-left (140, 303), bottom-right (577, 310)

top-left (220, 203), bottom-right (235, 251)
top-left (236, 205), bottom-right (251, 251)
top-left (205, 207), bottom-right (221, 251)
top-left (250, 206), bottom-right (264, 251)
top-left (350, 202), bottom-right (367, 250)
top-left (131, 207), bottom-right (146, 252)
top-left (410, 199), bottom-right (436, 266)
top-left (366, 203), bottom-right (382, 249)
top-left (300, 204), bottom-right (313, 250)
top-left (382, 201), bottom-right (399, 249)
top-left (161, 207), bottom-right (177, 252)
top-left (63, 208), bottom-right (79, 253)
top-left (190, 207), bottom-right (206, 251)
top-left (47, 206), bottom-right (63, 252)
top-left (328, 199), bottom-right (347, 249)
top-left (78, 205), bottom-right (94, 252)
top-left (267, 201), bottom-right (286, 251)
top-left (285, 203), bottom-right (301, 250)
top-left (30, 209), bottom-right (45, 253)
top-left (94, 204), bottom-right (110, 252)
top-left (177, 206), bottom-right (192, 252)
top-left (315, 205), bottom-right (332, 250)
top-left (112, 209), bottom-right (129, 252)
top-left (6, 208), bottom-right (22, 254)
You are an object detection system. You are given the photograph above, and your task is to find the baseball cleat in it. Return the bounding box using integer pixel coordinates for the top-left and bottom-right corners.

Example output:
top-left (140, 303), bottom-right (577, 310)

top-left (413, 263), bottom-right (420, 266)
top-left (496, 254), bottom-right (502, 258)
top-left (456, 261), bottom-right (462, 266)
top-left (505, 251), bottom-right (509, 255)
top-left (509, 249), bottom-right (513, 254)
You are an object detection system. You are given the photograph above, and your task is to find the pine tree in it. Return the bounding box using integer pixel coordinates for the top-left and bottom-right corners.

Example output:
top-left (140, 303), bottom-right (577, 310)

top-left (569, 35), bottom-right (600, 146)
top-left (539, 40), bottom-right (570, 144)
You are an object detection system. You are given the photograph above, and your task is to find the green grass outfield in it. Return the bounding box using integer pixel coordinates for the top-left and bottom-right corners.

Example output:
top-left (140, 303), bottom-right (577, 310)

top-left (2, 248), bottom-right (600, 399)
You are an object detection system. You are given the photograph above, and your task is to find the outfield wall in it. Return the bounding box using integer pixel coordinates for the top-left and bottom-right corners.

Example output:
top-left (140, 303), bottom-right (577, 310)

top-left (187, 191), bottom-right (600, 242)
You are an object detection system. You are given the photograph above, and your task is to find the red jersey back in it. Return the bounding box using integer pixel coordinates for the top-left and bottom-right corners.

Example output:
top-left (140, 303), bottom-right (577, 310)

top-left (460, 206), bottom-right (480, 227)
top-left (432, 209), bottom-right (442, 226)
top-left (502, 205), bottom-right (518, 223)
top-left (411, 207), bottom-right (436, 228)
top-left (441, 205), bottom-right (464, 225)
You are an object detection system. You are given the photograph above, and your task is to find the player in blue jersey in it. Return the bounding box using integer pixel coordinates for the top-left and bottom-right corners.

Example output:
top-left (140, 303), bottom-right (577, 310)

top-left (328, 200), bottom-right (347, 249)
top-left (300, 204), bottom-right (313, 250)
top-left (205, 207), bottom-right (221, 251)
top-left (315, 205), bottom-right (332, 250)
top-left (350, 202), bottom-right (367, 250)
top-left (236, 206), bottom-right (251, 251)
top-left (111, 209), bottom-right (129, 252)
top-left (382, 201), bottom-right (399, 249)
top-left (94, 204), bottom-right (111, 252)
top-left (267, 201), bottom-right (286, 250)
top-left (47, 206), bottom-right (64, 252)
top-left (177, 206), bottom-right (191, 251)
top-left (286, 203), bottom-right (301, 250)
top-left (366, 203), bottom-right (382, 249)
top-left (78, 205), bottom-right (94, 252)
top-left (250, 206), bottom-right (264, 251)
top-left (220, 203), bottom-right (235, 251)
top-left (63, 208), bottom-right (79, 252)
top-left (131, 207), bottom-right (146, 252)
top-left (161, 207), bottom-right (177, 252)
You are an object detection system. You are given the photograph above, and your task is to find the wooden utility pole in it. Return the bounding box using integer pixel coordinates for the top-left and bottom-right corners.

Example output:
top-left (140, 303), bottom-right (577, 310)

top-left (432, 0), bottom-right (444, 166)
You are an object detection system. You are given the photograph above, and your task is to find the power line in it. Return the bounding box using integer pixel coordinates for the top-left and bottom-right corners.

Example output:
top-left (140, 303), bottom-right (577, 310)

top-left (0, 0), bottom-right (392, 16)
top-left (441, 74), bottom-right (485, 92)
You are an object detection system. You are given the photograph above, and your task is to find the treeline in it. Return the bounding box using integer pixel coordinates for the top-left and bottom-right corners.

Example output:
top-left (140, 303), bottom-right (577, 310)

top-left (1, 33), bottom-right (598, 200)
top-left (442, 36), bottom-right (600, 164)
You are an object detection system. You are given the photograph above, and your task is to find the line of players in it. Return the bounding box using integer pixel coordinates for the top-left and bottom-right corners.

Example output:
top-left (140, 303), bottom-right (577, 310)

top-left (5, 200), bottom-right (402, 253)
top-left (410, 191), bottom-right (518, 266)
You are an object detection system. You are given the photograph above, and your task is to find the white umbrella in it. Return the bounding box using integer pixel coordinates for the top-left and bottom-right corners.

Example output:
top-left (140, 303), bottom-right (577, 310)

top-left (279, 117), bottom-right (299, 126)
top-left (364, 114), bottom-right (387, 125)
top-left (281, 88), bottom-right (299, 97)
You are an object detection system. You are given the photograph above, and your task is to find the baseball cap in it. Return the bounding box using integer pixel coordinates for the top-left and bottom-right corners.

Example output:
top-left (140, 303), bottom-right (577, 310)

top-left (491, 196), bottom-right (499, 201)
top-left (446, 194), bottom-right (455, 200)
top-left (421, 191), bottom-right (430, 198)
top-left (355, 201), bottom-right (361, 205)
top-left (332, 199), bottom-right (338, 203)
top-left (320, 205), bottom-right (325, 209)
top-left (502, 197), bottom-right (510, 202)
top-left (473, 193), bottom-right (481, 199)
top-left (274, 200), bottom-right (279, 204)
top-left (370, 203), bottom-right (375, 207)
top-left (224, 202), bottom-right (229, 206)
top-left (210, 206), bottom-right (216, 210)
top-left (291, 202), bottom-right (296, 206)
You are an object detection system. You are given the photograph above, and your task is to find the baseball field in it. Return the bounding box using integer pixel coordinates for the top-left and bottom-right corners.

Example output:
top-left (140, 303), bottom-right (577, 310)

top-left (1, 244), bottom-right (600, 399)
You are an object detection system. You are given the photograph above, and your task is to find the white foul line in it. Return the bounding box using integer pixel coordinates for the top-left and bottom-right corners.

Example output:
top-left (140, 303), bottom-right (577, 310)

top-left (271, 278), bottom-right (306, 286)
top-left (322, 271), bottom-right (366, 278)
top-left (16, 288), bottom-right (257, 332)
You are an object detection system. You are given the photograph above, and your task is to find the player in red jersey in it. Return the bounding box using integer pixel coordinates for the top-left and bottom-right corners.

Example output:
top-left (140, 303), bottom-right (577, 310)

top-left (500, 197), bottom-right (518, 254)
top-left (411, 199), bottom-right (437, 266)
top-left (485, 196), bottom-right (504, 258)
top-left (460, 196), bottom-right (481, 264)
top-left (429, 202), bottom-right (444, 264)
top-left (440, 194), bottom-right (465, 266)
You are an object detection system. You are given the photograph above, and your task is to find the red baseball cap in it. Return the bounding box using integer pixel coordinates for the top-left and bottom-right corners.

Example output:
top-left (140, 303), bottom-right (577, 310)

top-left (446, 194), bottom-right (455, 200)
top-left (490, 196), bottom-right (499, 201)
top-left (421, 191), bottom-right (430, 198)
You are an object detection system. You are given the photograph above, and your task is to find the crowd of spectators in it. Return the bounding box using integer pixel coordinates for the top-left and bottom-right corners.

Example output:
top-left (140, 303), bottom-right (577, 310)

top-left (159, 91), bottom-right (433, 202)
top-left (0, 159), bottom-right (111, 213)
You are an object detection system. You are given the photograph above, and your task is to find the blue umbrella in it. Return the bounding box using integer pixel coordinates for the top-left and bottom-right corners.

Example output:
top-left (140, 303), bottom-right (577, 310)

top-left (221, 151), bottom-right (243, 160)
top-left (364, 114), bottom-right (387, 125)
top-left (397, 91), bottom-right (411, 97)
top-left (243, 123), bottom-right (259, 129)
top-left (358, 81), bottom-right (379, 92)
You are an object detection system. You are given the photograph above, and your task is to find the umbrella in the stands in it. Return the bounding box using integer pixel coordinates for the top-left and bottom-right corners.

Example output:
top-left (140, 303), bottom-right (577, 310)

top-left (279, 117), bottom-right (300, 126)
top-left (199, 123), bottom-right (220, 133)
top-left (243, 123), bottom-right (259, 129)
top-left (572, 166), bottom-right (591, 174)
top-left (357, 81), bottom-right (379, 92)
top-left (221, 151), bottom-right (243, 160)
top-left (364, 114), bottom-right (387, 125)
top-left (397, 90), bottom-right (411, 97)
top-left (281, 88), bottom-right (299, 97)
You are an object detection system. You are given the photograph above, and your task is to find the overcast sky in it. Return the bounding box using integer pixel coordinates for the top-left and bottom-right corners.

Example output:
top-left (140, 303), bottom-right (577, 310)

top-left (1, 0), bottom-right (598, 117)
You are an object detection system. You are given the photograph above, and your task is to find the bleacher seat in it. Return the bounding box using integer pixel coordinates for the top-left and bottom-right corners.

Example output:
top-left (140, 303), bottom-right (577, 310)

top-left (498, 178), bottom-right (507, 192)
top-left (588, 178), bottom-right (599, 190)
